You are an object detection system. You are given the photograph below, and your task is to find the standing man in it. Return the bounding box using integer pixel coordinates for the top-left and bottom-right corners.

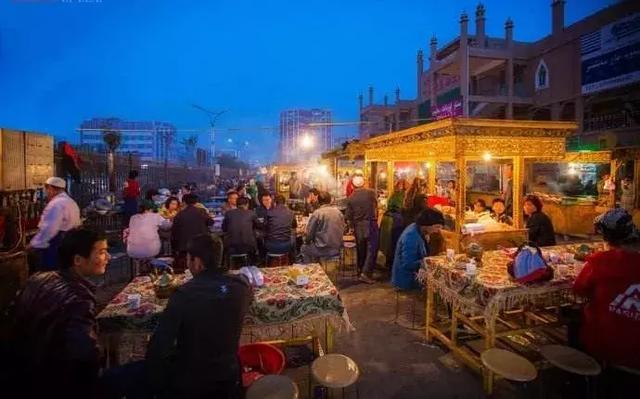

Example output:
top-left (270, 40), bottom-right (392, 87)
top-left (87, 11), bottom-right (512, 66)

top-left (28, 177), bottom-right (81, 272)
top-left (14, 228), bottom-right (111, 398)
top-left (346, 174), bottom-right (378, 284)
top-left (502, 166), bottom-right (513, 217)
top-left (289, 172), bottom-right (302, 199)
top-left (123, 170), bottom-right (140, 226)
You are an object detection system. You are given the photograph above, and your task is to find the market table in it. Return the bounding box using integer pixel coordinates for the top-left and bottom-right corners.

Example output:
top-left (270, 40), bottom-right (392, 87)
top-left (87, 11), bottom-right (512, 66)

top-left (418, 242), bottom-right (603, 393)
top-left (98, 264), bottom-right (353, 366)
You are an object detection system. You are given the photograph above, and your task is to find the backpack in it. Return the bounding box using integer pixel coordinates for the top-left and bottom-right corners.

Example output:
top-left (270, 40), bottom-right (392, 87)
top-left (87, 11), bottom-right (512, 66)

top-left (508, 243), bottom-right (554, 284)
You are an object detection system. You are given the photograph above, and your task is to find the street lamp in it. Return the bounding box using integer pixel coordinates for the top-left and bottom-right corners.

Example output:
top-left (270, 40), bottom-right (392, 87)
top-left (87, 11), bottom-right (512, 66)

top-left (300, 134), bottom-right (314, 150)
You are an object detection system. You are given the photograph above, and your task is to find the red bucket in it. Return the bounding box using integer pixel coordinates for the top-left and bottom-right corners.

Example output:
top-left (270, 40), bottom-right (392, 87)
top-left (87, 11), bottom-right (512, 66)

top-left (238, 343), bottom-right (286, 387)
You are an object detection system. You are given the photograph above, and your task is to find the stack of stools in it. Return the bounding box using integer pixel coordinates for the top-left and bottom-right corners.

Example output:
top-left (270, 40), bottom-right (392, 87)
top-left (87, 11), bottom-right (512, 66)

top-left (319, 255), bottom-right (341, 283)
top-left (540, 345), bottom-right (601, 399)
top-left (481, 348), bottom-right (538, 397)
top-left (341, 235), bottom-right (358, 280)
top-left (266, 253), bottom-right (290, 267)
top-left (246, 375), bottom-right (299, 399)
top-left (311, 354), bottom-right (360, 398)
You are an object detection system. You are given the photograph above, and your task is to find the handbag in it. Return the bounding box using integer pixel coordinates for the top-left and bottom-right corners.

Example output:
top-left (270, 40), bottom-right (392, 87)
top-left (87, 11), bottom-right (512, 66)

top-left (507, 242), bottom-right (554, 284)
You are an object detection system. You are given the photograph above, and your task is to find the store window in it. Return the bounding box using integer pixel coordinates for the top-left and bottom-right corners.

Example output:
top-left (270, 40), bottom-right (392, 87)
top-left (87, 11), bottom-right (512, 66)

top-left (535, 59), bottom-right (549, 90)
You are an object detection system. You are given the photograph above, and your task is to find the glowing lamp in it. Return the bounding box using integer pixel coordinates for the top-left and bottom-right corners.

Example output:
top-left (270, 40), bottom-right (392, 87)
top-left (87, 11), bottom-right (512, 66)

top-left (300, 134), bottom-right (314, 149)
top-left (379, 172), bottom-right (387, 179)
top-left (482, 152), bottom-right (492, 162)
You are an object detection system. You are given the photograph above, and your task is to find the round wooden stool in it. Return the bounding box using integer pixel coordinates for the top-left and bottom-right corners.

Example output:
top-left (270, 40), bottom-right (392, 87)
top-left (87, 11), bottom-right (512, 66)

top-left (312, 354), bottom-right (360, 398)
top-left (540, 345), bottom-right (601, 399)
top-left (319, 255), bottom-right (341, 283)
top-left (482, 348), bottom-right (537, 396)
top-left (246, 375), bottom-right (299, 399)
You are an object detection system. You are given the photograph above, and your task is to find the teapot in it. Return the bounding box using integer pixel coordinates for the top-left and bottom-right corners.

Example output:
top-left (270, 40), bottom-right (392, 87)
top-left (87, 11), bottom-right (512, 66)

top-left (150, 266), bottom-right (177, 299)
top-left (464, 241), bottom-right (484, 263)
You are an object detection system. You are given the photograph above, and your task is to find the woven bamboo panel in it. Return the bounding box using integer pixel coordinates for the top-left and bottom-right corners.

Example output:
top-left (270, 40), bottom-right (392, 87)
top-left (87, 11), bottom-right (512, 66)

top-left (25, 131), bottom-right (54, 188)
top-left (0, 129), bottom-right (26, 191)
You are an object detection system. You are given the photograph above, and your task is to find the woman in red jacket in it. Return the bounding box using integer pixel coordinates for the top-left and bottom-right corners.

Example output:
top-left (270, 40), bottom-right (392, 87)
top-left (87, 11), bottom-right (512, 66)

top-left (574, 208), bottom-right (640, 373)
top-left (123, 170), bottom-right (141, 226)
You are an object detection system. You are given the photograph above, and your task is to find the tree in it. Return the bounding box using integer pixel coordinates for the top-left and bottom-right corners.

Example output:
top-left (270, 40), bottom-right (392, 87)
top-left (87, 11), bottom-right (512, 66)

top-left (102, 126), bottom-right (122, 193)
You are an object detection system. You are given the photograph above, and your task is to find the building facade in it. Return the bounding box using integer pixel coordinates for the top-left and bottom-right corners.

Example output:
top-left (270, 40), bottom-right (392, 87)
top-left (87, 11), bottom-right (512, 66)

top-left (79, 118), bottom-right (177, 162)
top-left (360, 0), bottom-right (640, 150)
top-left (279, 109), bottom-right (332, 163)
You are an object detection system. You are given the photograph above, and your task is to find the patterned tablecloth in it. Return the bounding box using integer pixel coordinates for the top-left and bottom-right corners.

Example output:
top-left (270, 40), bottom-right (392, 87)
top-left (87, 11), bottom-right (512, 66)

top-left (98, 264), bottom-right (352, 340)
top-left (418, 242), bottom-right (604, 321)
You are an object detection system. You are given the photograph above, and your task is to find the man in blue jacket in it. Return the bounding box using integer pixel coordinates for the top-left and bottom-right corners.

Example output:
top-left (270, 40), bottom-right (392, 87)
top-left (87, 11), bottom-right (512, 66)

top-left (391, 208), bottom-right (444, 290)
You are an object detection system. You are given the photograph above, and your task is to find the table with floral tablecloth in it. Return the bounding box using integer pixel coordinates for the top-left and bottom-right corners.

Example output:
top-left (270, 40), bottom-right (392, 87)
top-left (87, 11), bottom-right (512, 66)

top-left (98, 264), bottom-right (352, 364)
top-left (417, 242), bottom-right (603, 393)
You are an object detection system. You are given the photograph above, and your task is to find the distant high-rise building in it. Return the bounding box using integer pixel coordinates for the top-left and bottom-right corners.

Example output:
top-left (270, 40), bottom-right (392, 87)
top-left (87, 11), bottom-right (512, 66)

top-left (279, 109), bottom-right (332, 163)
top-left (78, 118), bottom-right (177, 162)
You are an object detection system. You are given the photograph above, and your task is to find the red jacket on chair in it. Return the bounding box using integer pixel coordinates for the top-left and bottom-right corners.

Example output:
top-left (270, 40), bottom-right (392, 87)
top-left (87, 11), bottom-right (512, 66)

top-left (573, 248), bottom-right (640, 368)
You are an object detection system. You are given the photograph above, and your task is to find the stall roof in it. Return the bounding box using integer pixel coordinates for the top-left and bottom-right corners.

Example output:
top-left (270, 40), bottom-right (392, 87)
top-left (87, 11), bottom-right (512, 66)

top-left (363, 118), bottom-right (578, 162)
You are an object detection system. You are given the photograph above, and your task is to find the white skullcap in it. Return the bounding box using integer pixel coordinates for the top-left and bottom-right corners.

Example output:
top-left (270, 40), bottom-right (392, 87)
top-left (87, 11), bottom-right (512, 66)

top-left (45, 177), bottom-right (66, 189)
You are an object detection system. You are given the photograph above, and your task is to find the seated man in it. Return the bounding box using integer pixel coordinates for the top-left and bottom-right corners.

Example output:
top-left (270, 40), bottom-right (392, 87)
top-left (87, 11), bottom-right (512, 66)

top-left (304, 188), bottom-right (320, 216)
top-left (265, 194), bottom-right (297, 256)
top-left (392, 208), bottom-right (444, 291)
top-left (222, 196), bottom-right (258, 261)
top-left (490, 198), bottom-right (512, 225)
top-left (13, 228), bottom-right (111, 398)
top-left (172, 194), bottom-right (212, 271)
top-left (146, 234), bottom-right (253, 398)
top-left (301, 192), bottom-right (345, 262)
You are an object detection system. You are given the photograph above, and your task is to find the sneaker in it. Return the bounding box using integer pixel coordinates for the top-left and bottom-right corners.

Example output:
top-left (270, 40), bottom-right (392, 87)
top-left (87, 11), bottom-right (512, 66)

top-left (359, 273), bottom-right (375, 284)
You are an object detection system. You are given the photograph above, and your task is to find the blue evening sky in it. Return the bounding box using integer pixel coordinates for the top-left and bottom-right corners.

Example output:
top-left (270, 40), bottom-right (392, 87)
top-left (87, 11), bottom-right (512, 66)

top-left (0, 0), bottom-right (616, 163)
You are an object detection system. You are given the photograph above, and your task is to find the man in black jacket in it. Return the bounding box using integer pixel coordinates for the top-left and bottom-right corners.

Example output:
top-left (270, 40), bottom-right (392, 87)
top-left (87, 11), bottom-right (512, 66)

top-left (222, 196), bottom-right (258, 261)
top-left (12, 228), bottom-right (110, 398)
top-left (265, 194), bottom-right (297, 255)
top-left (146, 234), bottom-right (253, 398)
top-left (172, 194), bottom-right (212, 271)
top-left (346, 174), bottom-right (379, 284)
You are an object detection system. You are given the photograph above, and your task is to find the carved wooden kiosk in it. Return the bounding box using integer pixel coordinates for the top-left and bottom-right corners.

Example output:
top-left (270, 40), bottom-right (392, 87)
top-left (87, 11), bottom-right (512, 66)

top-left (362, 118), bottom-right (578, 251)
top-left (321, 141), bottom-right (365, 197)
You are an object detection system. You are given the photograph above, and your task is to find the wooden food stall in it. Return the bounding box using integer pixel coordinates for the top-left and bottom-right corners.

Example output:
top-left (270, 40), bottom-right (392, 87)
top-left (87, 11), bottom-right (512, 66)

top-left (362, 118), bottom-right (578, 251)
top-left (612, 148), bottom-right (640, 226)
top-left (320, 141), bottom-right (365, 199)
top-left (525, 151), bottom-right (614, 236)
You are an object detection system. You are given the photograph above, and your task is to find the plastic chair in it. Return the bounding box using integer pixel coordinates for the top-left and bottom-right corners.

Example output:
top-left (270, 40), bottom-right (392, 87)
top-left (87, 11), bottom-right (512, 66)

top-left (246, 375), bottom-right (299, 399)
top-left (312, 354), bottom-right (360, 398)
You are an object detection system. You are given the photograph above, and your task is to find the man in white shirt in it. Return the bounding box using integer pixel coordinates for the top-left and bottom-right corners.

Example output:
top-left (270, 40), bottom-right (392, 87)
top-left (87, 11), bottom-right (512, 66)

top-left (28, 177), bottom-right (81, 271)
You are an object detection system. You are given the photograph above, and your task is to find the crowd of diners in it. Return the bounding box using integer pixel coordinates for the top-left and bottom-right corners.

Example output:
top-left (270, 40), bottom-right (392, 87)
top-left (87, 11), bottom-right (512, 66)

top-left (1, 168), bottom-right (639, 397)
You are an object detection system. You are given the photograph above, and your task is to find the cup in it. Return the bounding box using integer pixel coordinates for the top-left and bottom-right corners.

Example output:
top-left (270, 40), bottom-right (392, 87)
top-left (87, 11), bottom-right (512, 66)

top-left (127, 294), bottom-right (141, 310)
top-left (446, 248), bottom-right (455, 262)
top-left (562, 253), bottom-right (575, 264)
top-left (466, 261), bottom-right (477, 276)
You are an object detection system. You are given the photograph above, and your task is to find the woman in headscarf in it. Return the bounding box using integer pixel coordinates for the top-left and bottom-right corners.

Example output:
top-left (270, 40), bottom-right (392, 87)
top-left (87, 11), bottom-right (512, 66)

top-left (402, 176), bottom-right (427, 227)
top-left (379, 191), bottom-right (405, 270)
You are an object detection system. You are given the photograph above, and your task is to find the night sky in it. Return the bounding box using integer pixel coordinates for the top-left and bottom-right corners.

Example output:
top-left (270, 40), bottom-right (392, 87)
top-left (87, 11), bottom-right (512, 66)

top-left (0, 0), bottom-right (616, 163)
